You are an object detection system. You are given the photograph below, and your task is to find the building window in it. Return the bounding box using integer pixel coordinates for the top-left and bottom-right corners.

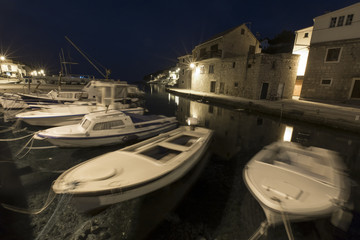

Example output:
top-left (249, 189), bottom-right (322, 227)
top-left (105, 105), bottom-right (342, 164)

top-left (234, 82), bottom-right (239, 88)
top-left (182, 69), bottom-right (184, 75)
top-left (337, 16), bottom-right (345, 26)
top-left (330, 17), bottom-right (337, 28)
top-left (321, 79), bottom-right (332, 86)
top-left (345, 14), bottom-right (354, 25)
top-left (209, 64), bottom-right (214, 74)
top-left (208, 105), bottom-right (214, 113)
top-left (232, 62), bottom-right (236, 68)
top-left (304, 32), bottom-right (309, 38)
top-left (241, 28), bottom-right (245, 35)
top-left (325, 47), bottom-right (342, 62)
top-left (210, 81), bottom-right (216, 93)
top-left (200, 48), bottom-right (206, 57)
top-left (210, 44), bottom-right (218, 51)
top-left (200, 65), bottom-right (205, 74)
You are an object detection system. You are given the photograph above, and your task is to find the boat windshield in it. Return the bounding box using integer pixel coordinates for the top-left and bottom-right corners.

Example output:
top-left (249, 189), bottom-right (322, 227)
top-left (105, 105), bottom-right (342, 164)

top-left (93, 120), bottom-right (125, 131)
top-left (81, 119), bottom-right (91, 130)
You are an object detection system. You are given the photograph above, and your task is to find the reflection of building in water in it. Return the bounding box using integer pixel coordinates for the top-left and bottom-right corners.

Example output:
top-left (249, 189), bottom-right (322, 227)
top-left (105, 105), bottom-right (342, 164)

top-left (181, 100), bottom-right (288, 159)
top-left (291, 125), bottom-right (360, 177)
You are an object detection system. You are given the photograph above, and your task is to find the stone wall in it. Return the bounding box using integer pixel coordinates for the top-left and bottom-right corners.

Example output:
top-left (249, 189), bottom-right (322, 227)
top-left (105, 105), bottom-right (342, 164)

top-left (301, 39), bottom-right (360, 101)
top-left (189, 53), bottom-right (299, 100)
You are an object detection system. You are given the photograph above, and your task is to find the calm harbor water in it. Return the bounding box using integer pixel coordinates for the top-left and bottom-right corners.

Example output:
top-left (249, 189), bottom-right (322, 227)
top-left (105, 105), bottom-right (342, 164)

top-left (1, 84), bottom-right (360, 240)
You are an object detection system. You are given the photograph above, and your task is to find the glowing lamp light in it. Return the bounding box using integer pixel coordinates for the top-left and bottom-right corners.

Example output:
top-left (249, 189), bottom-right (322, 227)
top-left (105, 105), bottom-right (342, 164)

top-left (187, 117), bottom-right (199, 126)
top-left (0, 56), bottom-right (5, 61)
top-left (283, 126), bottom-right (293, 142)
top-left (190, 63), bottom-right (195, 69)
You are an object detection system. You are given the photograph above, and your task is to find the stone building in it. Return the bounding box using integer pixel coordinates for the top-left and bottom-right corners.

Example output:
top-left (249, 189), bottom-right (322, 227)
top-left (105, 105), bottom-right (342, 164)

top-left (300, 2), bottom-right (360, 102)
top-left (177, 23), bottom-right (299, 100)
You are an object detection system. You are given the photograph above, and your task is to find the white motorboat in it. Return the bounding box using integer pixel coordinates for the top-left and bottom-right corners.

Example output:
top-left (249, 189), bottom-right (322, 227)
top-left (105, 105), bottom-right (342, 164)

top-left (35, 110), bottom-right (178, 147)
top-left (15, 104), bottom-right (144, 127)
top-left (243, 141), bottom-right (351, 227)
top-left (15, 81), bottom-right (145, 126)
top-left (0, 93), bottom-right (29, 109)
top-left (52, 125), bottom-right (213, 212)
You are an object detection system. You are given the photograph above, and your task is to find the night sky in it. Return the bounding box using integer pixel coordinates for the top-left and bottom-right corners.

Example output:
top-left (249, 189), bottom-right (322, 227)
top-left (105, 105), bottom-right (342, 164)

top-left (1, 0), bottom-right (359, 82)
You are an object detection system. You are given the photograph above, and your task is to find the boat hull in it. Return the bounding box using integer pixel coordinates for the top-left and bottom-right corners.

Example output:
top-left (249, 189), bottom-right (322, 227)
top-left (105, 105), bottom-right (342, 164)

top-left (243, 141), bottom-right (350, 226)
top-left (53, 126), bottom-right (213, 212)
top-left (42, 122), bottom-right (178, 147)
top-left (16, 107), bottom-right (144, 127)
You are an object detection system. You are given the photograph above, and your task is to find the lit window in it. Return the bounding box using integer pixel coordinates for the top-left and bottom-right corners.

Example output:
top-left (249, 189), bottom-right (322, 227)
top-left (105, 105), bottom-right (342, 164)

top-left (337, 16), bottom-right (345, 26)
top-left (345, 14), bottom-right (353, 25)
top-left (304, 32), bottom-right (309, 38)
top-left (321, 79), bottom-right (332, 86)
top-left (325, 47), bottom-right (341, 62)
top-left (329, 17), bottom-right (337, 28)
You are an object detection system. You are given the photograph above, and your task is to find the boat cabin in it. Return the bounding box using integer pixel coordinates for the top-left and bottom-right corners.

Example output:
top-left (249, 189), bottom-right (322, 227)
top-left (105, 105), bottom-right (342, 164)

top-left (80, 111), bottom-right (134, 132)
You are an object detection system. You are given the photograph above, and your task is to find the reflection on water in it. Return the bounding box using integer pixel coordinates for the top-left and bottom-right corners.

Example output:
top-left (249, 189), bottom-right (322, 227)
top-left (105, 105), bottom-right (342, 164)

top-left (1, 84), bottom-right (360, 239)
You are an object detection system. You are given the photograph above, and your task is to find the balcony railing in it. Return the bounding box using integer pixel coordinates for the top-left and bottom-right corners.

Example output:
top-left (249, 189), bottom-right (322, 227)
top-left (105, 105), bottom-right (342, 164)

top-left (198, 50), bottom-right (222, 60)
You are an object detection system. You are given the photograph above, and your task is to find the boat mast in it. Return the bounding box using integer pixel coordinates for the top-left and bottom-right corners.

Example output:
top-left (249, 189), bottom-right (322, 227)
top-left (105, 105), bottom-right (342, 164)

top-left (65, 36), bottom-right (110, 79)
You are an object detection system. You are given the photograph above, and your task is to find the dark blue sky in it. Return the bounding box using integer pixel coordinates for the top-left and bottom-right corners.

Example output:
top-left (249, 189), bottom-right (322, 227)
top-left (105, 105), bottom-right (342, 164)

top-left (0, 0), bottom-right (358, 82)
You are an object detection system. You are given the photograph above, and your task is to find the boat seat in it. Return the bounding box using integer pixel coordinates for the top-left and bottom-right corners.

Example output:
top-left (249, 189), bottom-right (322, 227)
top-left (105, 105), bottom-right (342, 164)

top-left (157, 142), bottom-right (189, 152)
top-left (262, 178), bottom-right (303, 200)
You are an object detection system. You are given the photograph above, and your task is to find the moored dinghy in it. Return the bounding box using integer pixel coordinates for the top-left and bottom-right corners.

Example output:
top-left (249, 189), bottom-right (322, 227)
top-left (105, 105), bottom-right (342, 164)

top-left (52, 124), bottom-right (213, 212)
top-left (243, 141), bottom-right (351, 238)
top-left (35, 110), bottom-right (178, 147)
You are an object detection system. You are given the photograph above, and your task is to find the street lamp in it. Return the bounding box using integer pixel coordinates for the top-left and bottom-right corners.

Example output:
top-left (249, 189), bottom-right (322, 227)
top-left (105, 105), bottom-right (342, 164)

top-left (0, 56), bottom-right (5, 61)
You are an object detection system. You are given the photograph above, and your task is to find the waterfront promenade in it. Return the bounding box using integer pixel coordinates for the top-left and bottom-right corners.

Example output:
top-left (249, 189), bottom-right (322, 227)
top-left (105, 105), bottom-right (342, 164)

top-left (167, 88), bottom-right (360, 134)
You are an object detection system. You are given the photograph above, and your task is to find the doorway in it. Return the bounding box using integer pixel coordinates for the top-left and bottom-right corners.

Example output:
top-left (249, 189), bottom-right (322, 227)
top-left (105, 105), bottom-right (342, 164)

top-left (260, 83), bottom-right (269, 99)
top-left (351, 80), bottom-right (360, 98)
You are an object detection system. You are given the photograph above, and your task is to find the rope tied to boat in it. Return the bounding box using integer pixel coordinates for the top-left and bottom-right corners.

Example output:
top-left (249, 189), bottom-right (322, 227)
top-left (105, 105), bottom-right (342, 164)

top-left (0, 132), bottom-right (34, 142)
top-left (271, 196), bottom-right (294, 240)
top-left (16, 135), bottom-right (35, 159)
top-left (0, 188), bottom-right (57, 215)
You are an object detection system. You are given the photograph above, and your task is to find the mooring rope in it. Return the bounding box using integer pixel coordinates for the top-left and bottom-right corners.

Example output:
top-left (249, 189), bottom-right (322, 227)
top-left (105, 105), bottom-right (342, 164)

top-left (0, 132), bottom-right (34, 142)
top-left (16, 136), bottom-right (35, 159)
top-left (26, 146), bottom-right (58, 149)
top-left (0, 188), bottom-right (57, 215)
top-left (35, 194), bottom-right (72, 240)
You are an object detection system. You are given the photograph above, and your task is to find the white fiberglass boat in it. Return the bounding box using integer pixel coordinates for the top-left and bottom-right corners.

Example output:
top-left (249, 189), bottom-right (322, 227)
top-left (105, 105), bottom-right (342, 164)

top-left (243, 141), bottom-right (350, 227)
top-left (15, 104), bottom-right (144, 127)
top-left (0, 93), bottom-right (29, 109)
top-left (15, 81), bottom-right (145, 126)
top-left (35, 110), bottom-right (178, 147)
top-left (52, 125), bottom-right (213, 212)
